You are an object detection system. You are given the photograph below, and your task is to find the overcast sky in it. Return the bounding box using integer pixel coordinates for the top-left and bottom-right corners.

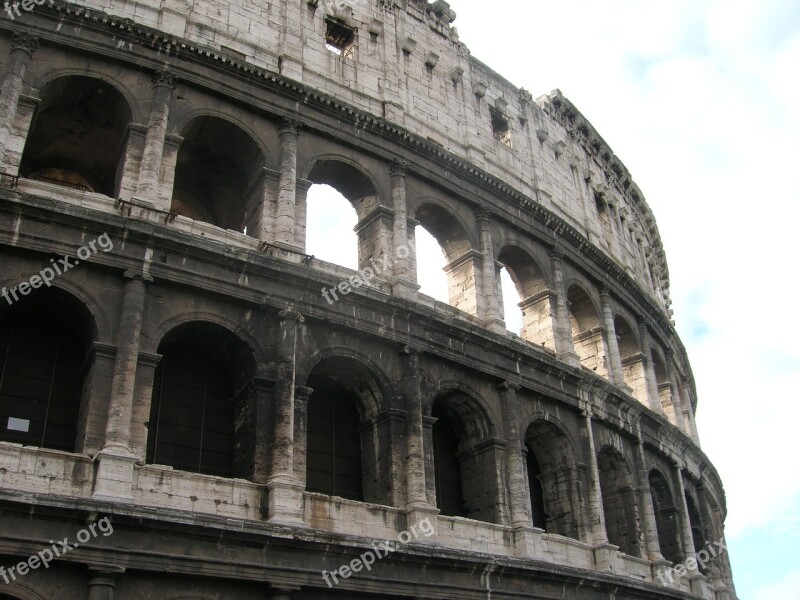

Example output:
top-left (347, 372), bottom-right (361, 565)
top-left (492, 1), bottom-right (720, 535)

top-left (306, 2), bottom-right (800, 597)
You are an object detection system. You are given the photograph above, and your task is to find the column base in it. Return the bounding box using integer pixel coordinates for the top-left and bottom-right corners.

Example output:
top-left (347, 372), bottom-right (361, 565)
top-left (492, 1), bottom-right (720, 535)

top-left (483, 317), bottom-right (506, 335)
top-left (688, 572), bottom-right (713, 599)
top-left (512, 525), bottom-right (545, 558)
top-left (404, 502), bottom-right (439, 545)
top-left (390, 277), bottom-right (420, 300)
top-left (92, 446), bottom-right (137, 502)
top-left (271, 240), bottom-right (305, 255)
top-left (266, 477), bottom-right (305, 525)
top-left (557, 350), bottom-right (581, 368)
top-left (593, 543), bottom-right (622, 572)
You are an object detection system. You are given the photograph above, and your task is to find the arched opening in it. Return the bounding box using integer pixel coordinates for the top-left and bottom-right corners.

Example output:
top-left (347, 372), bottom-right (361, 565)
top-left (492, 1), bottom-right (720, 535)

top-left (497, 246), bottom-right (554, 347)
top-left (524, 419), bottom-right (581, 538)
top-left (146, 322), bottom-right (257, 478)
top-left (567, 285), bottom-right (607, 377)
top-left (415, 203), bottom-right (476, 315)
top-left (615, 316), bottom-right (646, 402)
top-left (432, 408), bottom-right (466, 517)
top-left (649, 469), bottom-right (682, 564)
top-left (0, 288), bottom-right (94, 452)
top-left (652, 351), bottom-right (677, 421)
top-left (415, 224), bottom-right (448, 302)
top-left (20, 76), bottom-right (132, 195)
top-left (304, 356), bottom-right (389, 504)
top-left (597, 446), bottom-right (641, 556)
top-left (306, 184), bottom-right (358, 270)
top-left (171, 117), bottom-right (265, 235)
top-left (431, 390), bottom-right (499, 523)
top-left (685, 493), bottom-right (707, 568)
top-left (306, 159), bottom-right (381, 273)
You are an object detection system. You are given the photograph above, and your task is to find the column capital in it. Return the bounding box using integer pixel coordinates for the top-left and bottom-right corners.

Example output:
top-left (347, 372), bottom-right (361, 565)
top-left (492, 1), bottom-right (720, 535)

top-left (123, 270), bottom-right (153, 282)
top-left (151, 70), bottom-right (176, 90)
top-left (549, 246), bottom-right (564, 261)
top-left (294, 385), bottom-right (313, 400)
top-left (399, 344), bottom-right (420, 356)
top-left (278, 307), bottom-right (305, 323)
top-left (498, 380), bottom-right (521, 392)
top-left (599, 284), bottom-right (612, 297)
top-left (476, 208), bottom-right (494, 223)
top-left (11, 33), bottom-right (38, 57)
top-left (280, 117), bottom-right (303, 136)
top-left (390, 158), bottom-right (410, 177)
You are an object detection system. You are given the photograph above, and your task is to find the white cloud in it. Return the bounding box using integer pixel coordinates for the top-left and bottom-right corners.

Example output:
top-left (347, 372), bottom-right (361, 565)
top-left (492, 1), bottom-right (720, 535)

top-left (751, 570), bottom-right (800, 600)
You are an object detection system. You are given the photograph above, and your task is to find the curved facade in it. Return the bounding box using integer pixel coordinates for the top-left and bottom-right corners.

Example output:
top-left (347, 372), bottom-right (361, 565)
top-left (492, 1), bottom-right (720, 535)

top-left (0, 1), bottom-right (736, 599)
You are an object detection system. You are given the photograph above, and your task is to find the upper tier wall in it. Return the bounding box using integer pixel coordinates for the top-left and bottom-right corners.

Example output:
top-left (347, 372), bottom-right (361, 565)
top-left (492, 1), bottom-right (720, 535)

top-left (75, 0), bottom-right (672, 313)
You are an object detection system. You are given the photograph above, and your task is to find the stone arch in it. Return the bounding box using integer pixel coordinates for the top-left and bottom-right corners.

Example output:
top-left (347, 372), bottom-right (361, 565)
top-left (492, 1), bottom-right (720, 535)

top-left (171, 115), bottom-right (266, 235)
top-left (524, 418), bottom-right (581, 539)
top-left (497, 245), bottom-right (555, 348)
top-left (648, 468), bottom-right (682, 563)
top-left (615, 315), bottom-right (647, 402)
top-left (597, 445), bottom-right (642, 557)
top-left (20, 75), bottom-right (133, 196)
top-left (0, 580), bottom-right (51, 600)
top-left (0, 286), bottom-right (97, 453)
top-left (303, 155), bottom-right (386, 272)
top-left (566, 284), bottom-right (607, 376)
top-left (146, 321), bottom-right (259, 479)
top-left (302, 352), bottom-right (394, 505)
top-left (415, 201), bottom-right (480, 315)
top-left (431, 387), bottom-right (501, 523)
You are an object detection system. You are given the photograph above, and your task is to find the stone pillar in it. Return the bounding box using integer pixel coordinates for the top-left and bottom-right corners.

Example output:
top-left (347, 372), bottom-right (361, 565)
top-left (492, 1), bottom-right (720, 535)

top-left (93, 272), bottom-right (150, 500)
top-left (389, 160), bottom-right (419, 298)
top-left (638, 320), bottom-right (662, 412)
top-left (673, 464), bottom-right (698, 561)
top-left (499, 381), bottom-right (531, 530)
top-left (549, 249), bottom-right (580, 366)
top-left (664, 350), bottom-right (687, 432)
top-left (87, 567), bottom-right (124, 600)
top-left (134, 71), bottom-right (175, 205)
top-left (684, 396), bottom-right (701, 444)
top-left (477, 210), bottom-right (505, 332)
top-left (599, 286), bottom-right (626, 387)
top-left (0, 34), bottom-right (37, 168)
top-left (422, 415), bottom-right (438, 507)
top-left (633, 436), bottom-right (664, 561)
top-left (294, 178), bottom-right (312, 252)
top-left (156, 132), bottom-right (184, 212)
top-left (292, 385), bottom-right (313, 486)
top-left (580, 410), bottom-right (608, 545)
top-left (266, 308), bottom-right (304, 524)
top-left (275, 119), bottom-right (301, 251)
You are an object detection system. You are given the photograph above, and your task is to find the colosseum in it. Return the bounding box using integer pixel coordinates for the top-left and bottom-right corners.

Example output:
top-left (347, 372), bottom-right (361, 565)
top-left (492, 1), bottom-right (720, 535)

top-left (0, 0), bottom-right (737, 598)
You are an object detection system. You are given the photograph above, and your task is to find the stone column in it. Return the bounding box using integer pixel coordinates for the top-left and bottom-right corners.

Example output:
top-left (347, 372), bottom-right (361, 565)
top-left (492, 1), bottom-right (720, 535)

top-left (390, 160), bottom-right (419, 298)
top-left (549, 249), bottom-right (580, 366)
top-left (580, 410), bottom-right (608, 545)
top-left (673, 464), bottom-right (698, 561)
top-left (294, 178), bottom-right (313, 252)
top-left (638, 320), bottom-right (662, 412)
top-left (156, 132), bottom-right (184, 211)
top-left (0, 34), bottom-right (37, 168)
top-left (477, 210), bottom-right (505, 332)
top-left (87, 567), bottom-right (124, 600)
top-left (134, 71), bottom-right (175, 205)
top-left (266, 308), bottom-right (304, 524)
top-left (599, 286), bottom-right (626, 387)
top-left (93, 272), bottom-right (150, 500)
top-left (499, 381), bottom-right (531, 529)
top-left (684, 396), bottom-right (701, 444)
top-left (292, 385), bottom-right (313, 487)
top-left (633, 436), bottom-right (664, 561)
top-left (664, 350), bottom-right (687, 432)
top-left (275, 119), bottom-right (301, 251)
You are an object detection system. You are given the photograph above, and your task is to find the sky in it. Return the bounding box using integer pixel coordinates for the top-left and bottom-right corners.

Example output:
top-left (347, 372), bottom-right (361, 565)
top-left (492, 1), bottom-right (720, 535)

top-left (306, 2), bottom-right (800, 597)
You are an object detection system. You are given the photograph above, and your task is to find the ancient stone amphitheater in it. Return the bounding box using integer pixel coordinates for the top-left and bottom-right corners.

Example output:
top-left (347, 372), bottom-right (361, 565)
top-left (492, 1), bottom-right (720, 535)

top-left (0, 0), bottom-right (737, 598)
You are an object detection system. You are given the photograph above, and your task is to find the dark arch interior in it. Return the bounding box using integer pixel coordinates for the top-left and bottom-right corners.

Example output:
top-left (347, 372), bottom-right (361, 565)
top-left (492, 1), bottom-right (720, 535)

top-left (524, 420), bottom-right (579, 538)
top-left (414, 203), bottom-right (471, 260)
top-left (306, 373), bottom-right (363, 501)
top-left (146, 322), bottom-right (256, 478)
top-left (20, 76), bottom-right (132, 195)
top-left (686, 493), bottom-right (707, 572)
top-left (498, 246), bottom-right (546, 300)
top-left (171, 117), bottom-right (265, 233)
top-left (0, 288), bottom-right (95, 452)
top-left (432, 405), bottom-right (466, 518)
top-left (649, 469), bottom-right (682, 564)
top-left (307, 160), bottom-right (376, 203)
top-left (614, 316), bottom-right (640, 358)
top-left (597, 447), bottom-right (640, 557)
top-left (567, 285), bottom-right (600, 333)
